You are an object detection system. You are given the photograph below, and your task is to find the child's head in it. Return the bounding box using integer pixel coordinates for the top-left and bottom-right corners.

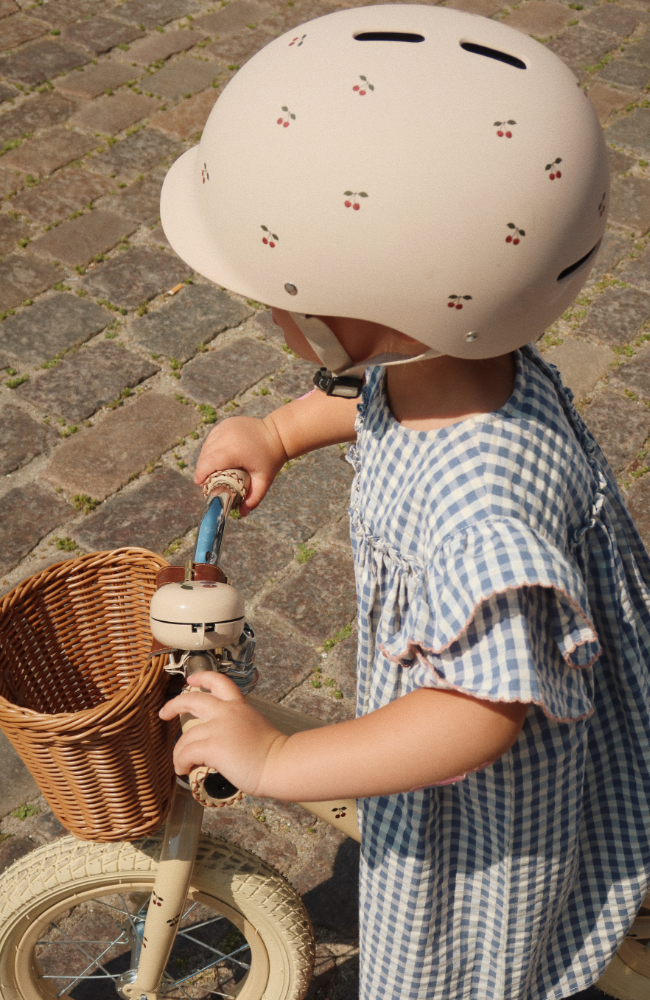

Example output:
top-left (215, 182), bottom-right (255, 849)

top-left (161, 4), bottom-right (608, 368)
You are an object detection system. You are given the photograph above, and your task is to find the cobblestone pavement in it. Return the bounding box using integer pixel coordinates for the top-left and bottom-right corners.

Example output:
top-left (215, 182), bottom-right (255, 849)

top-left (3, 0), bottom-right (650, 994)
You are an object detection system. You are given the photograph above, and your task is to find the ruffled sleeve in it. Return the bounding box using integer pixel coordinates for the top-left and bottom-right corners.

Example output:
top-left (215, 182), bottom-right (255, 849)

top-left (379, 518), bottom-right (600, 722)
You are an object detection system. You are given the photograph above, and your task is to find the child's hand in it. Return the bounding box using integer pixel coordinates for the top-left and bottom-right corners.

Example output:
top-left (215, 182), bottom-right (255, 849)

top-left (194, 415), bottom-right (287, 515)
top-left (159, 672), bottom-right (287, 796)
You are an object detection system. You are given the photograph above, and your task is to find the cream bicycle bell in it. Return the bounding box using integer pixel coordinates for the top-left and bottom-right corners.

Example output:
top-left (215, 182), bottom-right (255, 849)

top-left (150, 580), bottom-right (244, 650)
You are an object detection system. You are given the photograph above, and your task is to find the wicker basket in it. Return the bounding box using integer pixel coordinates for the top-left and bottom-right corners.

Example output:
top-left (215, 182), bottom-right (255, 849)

top-left (0, 548), bottom-right (176, 842)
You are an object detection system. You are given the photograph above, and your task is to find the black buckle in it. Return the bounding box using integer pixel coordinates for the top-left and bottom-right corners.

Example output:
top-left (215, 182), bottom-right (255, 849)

top-left (313, 367), bottom-right (363, 399)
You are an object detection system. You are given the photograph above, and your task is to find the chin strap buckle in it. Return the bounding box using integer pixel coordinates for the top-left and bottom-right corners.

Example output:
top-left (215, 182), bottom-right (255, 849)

top-left (313, 367), bottom-right (364, 399)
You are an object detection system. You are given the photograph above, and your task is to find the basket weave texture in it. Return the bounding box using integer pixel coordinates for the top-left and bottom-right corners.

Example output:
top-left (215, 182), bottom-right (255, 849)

top-left (0, 548), bottom-right (176, 842)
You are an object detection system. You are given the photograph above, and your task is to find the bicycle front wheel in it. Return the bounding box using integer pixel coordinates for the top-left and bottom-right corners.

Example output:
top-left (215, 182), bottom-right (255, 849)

top-left (0, 833), bottom-right (314, 1000)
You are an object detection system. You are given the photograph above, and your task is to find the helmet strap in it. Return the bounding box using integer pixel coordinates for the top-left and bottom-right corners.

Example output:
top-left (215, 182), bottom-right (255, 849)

top-left (289, 312), bottom-right (443, 398)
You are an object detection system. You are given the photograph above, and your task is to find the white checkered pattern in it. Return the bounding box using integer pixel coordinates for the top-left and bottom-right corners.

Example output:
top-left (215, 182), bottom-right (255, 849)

top-left (348, 345), bottom-right (650, 1000)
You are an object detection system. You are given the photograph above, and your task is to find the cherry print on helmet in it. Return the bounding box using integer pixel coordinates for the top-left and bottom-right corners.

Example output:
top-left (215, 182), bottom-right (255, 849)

top-left (353, 75), bottom-right (374, 95)
top-left (277, 106), bottom-right (296, 127)
top-left (448, 294), bottom-right (472, 310)
top-left (546, 157), bottom-right (562, 179)
top-left (506, 223), bottom-right (525, 245)
top-left (261, 225), bottom-right (279, 247)
top-left (160, 5), bottom-right (610, 360)
top-left (344, 190), bottom-right (368, 210)
top-left (201, 163), bottom-right (209, 183)
top-left (598, 193), bottom-right (606, 217)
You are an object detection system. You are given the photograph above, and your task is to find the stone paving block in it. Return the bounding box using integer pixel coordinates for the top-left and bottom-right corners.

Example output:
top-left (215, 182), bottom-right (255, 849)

top-left (260, 549), bottom-right (357, 645)
top-left (207, 26), bottom-right (276, 68)
top-left (120, 27), bottom-right (207, 65)
top-left (582, 5), bottom-right (645, 37)
top-left (597, 59), bottom-right (650, 89)
top-left (606, 108), bottom-right (650, 157)
top-left (0, 170), bottom-right (24, 198)
top-left (589, 230), bottom-right (633, 280)
top-left (80, 245), bottom-right (191, 308)
top-left (582, 390), bottom-right (650, 472)
top-left (281, 679), bottom-right (356, 726)
top-left (43, 392), bottom-right (199, 498)
top-left (502, 1), bottom-right (573, 39)
top-left (0, 128), bottom-right (98, 179)
top-left (0, 13), bottom-right (47, 51)
top-left (244, 616), bottom-right (322, 704)
top-left (132, 284), bottom-right (253, 361)
top-left (145, 219), bottom-right (171, 248)
top-left (0, 254), bottom-right (63, 312)
top-left (0, 733), bottom-right (39, 820)
top-left (618, 243), bottom-right (650, 289)
top-left (0, 213), bottom-right (29, 255)
top-left (10, 168), bottom-right (113, 225)
top-left (0, 482), bottom-right (72, 576)
top-left (149, 86), bottom-right (216, 139)
top-left (588, 83), bottom-right (633, 123)
top-left (249, 307), bottom-right (284, 343)
top-left (0, 404), bottom-right (58, 475)
top-left (60, 15), bottom-right (144, 54)
top-left (547, 26), bottom-right (617, 69)
top-left (147, 56), bottom-right (222, 99)
top-left (16, 340), bottom-right (160, 422)
top-left (0, 40), bottom-right (90, 87)
top-left (180, 338), bottom-right (280, 406)
top-left (200, 807), bottom-right (297, 875)
top-left (0, 83), bottom-right (17, 102)
top-left (89, 127), bottom-right (179, 179)
top-left (0, 293), bottom-right (110, 365)
top-left (232, 394), bottom-right (280, 420)
top-left (577, 286), bottom-right (650, 345)
top-left (608, 146), bottom-right (636, 176)
top-left (218, 518), bottom-right (295, 600)
top-left (0, 837), bottom-right (35, 875)
top-left (269, 358), bottom-right (317, 400)
top-left (627, 473), bottom-right (650, 550)
top-left (260, 0), bottom-right (336, 36)
top-left (70, 90), bottom-right (160, 135)
top-left (31, 209), bottom-right (137, 267)
top-left (608, 176), bottom-right (650, 235)
top-left (0, 0), bottom-right (18, 17)
top-left (299, 832), bottom-right (359, 936)
top-left (72, 466), bottom-right (203, 552)
top-left (194, 1), bottom-right (269, 36)
top-left (252, 446), bottom-right (354, 544)
top-left (0, 91), bottom-right (77, 146)
top-left (444, 0), bottom-right (505, 14)
top-left (623, 33), bottom-right (650, 68)
top-left (329, 514), bottom-right (352, 550)
top-left (94, 174), bottom-right (162, 224)
top-left (608, 345), bottom-right (650, 397)
top-left (55, 62), bottom-right (142, 99)
top-left (544, 338), bottom-right (614, 400)
top-left (114, 0), bottom-right (201, 29)
top-left (29, 0), bottom-right (116, 26)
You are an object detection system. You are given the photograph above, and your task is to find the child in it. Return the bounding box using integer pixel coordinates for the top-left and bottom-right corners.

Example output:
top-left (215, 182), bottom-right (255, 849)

top-left (159, 6), bottom-right (650, 998)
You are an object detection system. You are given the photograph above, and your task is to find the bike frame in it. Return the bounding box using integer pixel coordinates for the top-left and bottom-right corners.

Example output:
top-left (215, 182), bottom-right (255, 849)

top-left (121, 474), bottom-right (360, 999)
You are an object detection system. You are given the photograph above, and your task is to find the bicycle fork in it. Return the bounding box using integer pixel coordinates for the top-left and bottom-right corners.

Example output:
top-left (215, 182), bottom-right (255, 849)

top-left (119, 779), bottom-right (203, 1000)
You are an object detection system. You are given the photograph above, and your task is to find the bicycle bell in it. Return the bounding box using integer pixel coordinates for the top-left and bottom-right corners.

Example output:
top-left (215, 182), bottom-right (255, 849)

top-left (150, 580), bottom-right (245, 650)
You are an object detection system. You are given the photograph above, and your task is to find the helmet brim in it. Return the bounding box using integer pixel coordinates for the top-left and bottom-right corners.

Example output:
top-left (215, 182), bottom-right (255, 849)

top-left (160, 144), bottom-right (236, 289)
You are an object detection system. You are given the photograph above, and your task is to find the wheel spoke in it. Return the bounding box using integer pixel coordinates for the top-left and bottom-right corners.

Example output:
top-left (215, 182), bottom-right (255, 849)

top-left (39, 922), bottom-right (128, 997)
top-left (177, 912), bottom-right (229, 933)
top-left (168, 941), bottom-right (252, 987)
top-left (174, 930), bottom-right (251, 969)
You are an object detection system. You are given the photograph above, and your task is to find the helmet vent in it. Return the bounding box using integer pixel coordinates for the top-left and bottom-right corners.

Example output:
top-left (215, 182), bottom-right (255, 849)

top-left (557, 243), bottom-right (599, 281)
top-left (354, 31), bottom-right (424, 42)
top-left (460, 42), bottom-right (526, 69)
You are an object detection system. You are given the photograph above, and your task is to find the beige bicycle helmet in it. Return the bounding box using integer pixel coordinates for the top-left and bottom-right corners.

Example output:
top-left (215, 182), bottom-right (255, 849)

top-left (161, 3), bottom-right (608, 369)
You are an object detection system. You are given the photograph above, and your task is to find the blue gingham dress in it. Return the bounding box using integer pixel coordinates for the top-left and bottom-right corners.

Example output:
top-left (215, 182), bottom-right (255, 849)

top-left (347, 344), bottom-right (650, 1000)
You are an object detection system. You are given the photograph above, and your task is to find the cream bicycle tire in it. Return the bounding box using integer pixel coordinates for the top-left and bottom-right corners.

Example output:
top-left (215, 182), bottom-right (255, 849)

top-left (0, 833), bottom-right (314, 1000)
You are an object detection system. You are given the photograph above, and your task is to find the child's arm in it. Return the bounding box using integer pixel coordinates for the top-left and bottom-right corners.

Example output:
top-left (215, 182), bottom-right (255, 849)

top-left (161, 672), bottom-right (529, 801)
top-left (195, 389), bottom-right (359, 515)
